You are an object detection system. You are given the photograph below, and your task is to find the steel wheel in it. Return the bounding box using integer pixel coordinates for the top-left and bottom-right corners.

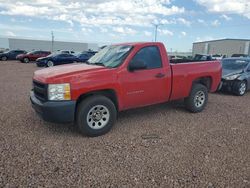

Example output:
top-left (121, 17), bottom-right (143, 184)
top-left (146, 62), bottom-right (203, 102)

top-left (86, 105), bottom-right (110, 130)
top-left (239, 82), bottom-right (247, 95)
top-left (47, 61), bottom-right (54, 67)
top-left (194, 91), bottom-right (205, 108)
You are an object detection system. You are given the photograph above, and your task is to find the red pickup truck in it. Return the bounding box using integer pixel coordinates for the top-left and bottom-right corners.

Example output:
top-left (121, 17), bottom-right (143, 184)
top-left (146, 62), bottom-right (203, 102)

top-left (30, 42), bottom-right (222, 136)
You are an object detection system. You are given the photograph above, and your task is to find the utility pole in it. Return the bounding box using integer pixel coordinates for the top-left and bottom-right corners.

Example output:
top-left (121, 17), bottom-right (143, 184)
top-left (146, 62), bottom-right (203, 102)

top-left (51, 31), bottom-right (54, 52)
top-left (153, 23), bottom-right (163, 42)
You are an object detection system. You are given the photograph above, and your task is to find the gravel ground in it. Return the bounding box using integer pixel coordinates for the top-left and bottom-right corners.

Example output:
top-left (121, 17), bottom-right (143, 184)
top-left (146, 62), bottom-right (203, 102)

top-left (0, 61), bottom-right (250, 187)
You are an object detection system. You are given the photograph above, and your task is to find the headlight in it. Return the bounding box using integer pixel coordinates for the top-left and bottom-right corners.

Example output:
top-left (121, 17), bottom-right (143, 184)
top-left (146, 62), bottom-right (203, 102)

top-left (48, 83), bottom-right (71, 101)
top-left (225, 74), bottom-right (240, 80)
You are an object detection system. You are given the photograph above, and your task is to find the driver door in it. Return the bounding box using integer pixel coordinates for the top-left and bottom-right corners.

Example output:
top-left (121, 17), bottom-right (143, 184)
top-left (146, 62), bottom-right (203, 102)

top-left (118, 46), bottom-right (171, 109)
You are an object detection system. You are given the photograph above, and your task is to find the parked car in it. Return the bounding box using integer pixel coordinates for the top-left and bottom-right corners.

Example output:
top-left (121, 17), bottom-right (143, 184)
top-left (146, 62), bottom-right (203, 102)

top-left (36, 53), bottom-right (78, 67)
top-left (0, 50), bottom-right (27, 61)
top-left (194, 54), bottom-right (213, 61)
top-left (212, 54), bottom-right (223, 60)
top-left (76, 51), bottom-right (97, 62)
top-left (218, 58), bottom-right (250, 96)
top-left (57, 50), bottom-right (75, 54)
top-left (30, 42), bottom-right (222, 137)
top-left (231, 54), bottom-right (248, 58)
top-left (16, 50), bottom-right (51, 63)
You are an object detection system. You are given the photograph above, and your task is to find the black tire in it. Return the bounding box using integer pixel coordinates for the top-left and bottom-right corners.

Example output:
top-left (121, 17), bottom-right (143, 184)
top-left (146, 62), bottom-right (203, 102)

top-left (233, 80), bottom-right (247, 96)
top-left (23, 57), bottom-right (30, 63)
top-left (184, 83), bottom-right (208, 113)
top-left (1, 56), bottom-right (7, 61)
top-left (76, 95), bottom-right (117, 137)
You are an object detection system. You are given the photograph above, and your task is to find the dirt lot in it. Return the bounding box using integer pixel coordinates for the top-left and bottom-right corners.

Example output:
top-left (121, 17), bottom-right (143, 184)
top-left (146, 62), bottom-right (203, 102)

top-left (0, 61), bottom-right (249, 187)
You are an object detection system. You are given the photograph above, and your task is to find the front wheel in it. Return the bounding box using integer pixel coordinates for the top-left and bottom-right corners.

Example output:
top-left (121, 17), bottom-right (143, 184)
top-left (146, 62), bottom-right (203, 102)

top-left (234, 81), bottom-right (247, 96)
top-left (184, 83), bottom-right (208, 113)
top-left (23, 57), bottom-right (30, 63)
top-left (47, 60), bottom-right (54, 67)
top-left (1, 56), bottom-right (7, 61)
top-left (76, 95), bottom-right (117, 137)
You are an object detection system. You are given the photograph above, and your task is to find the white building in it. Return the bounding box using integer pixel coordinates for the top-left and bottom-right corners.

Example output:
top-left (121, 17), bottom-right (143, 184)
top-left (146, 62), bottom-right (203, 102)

top-left (0, 37), bottom-right (99, 52)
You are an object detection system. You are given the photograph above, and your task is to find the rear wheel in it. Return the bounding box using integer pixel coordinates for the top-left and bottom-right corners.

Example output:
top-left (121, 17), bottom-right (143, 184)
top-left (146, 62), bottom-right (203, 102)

top-left (184, 83), bottom-right (208, 113)
top-left (47, 60), bottom-right (54, 67)
top-left (76, 95), bottom-right (117, 137)
top-left (1, 56), bottom-right (7, 61)
top-left (234, 80), bottom-right (247, 96)
top-left (23, 57), bottom-right (30, 63)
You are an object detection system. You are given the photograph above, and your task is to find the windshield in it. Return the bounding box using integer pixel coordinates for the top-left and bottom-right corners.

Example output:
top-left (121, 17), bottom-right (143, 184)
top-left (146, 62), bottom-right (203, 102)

top-left (87, 45), bottom-right (132, 68)
top-left (222, 59), bottom-right (249, 70)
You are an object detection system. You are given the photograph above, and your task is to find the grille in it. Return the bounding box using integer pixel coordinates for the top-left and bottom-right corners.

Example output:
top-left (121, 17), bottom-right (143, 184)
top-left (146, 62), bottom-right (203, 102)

top-left (33, 80), bottom-right (47, 101)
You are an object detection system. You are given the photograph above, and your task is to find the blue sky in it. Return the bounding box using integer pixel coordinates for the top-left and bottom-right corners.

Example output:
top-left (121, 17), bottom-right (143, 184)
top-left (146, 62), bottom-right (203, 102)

top-left (0, 0), bottom-right (250, 51)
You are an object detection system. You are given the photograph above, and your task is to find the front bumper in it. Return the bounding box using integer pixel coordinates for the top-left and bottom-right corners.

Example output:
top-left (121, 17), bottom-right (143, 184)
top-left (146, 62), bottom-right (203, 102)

top-left (36, 61), bottom-right (46, 67)
top-left (220, 79), bottom-right (238, 92)
top-left (30, 91), bottom-right (76, 123)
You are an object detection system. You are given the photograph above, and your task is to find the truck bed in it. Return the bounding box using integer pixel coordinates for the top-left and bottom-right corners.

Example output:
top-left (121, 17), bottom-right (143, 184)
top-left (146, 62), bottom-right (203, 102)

top-left (169, 61), bottom-right (222, 100)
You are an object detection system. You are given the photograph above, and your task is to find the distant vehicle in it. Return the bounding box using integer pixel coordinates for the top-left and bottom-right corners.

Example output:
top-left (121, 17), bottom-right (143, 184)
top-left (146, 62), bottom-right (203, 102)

top-left (16, 50), bottom-right (51, 63)
top-left (219, 58), bottom-right (250, 96)
top-left (76, 51), bottom-right (97, 62)
top-left (231, 54), bottom-right (249, 58)
top-left (194, 54), bottom-right (213, 61)
top-left (0, 48), bottom-right (9, 53)
top-left (57, 50), bottom-right (75, 54)
top-left (36, 53), bottom-right (78, 67)
top-left (212, 54), bottom-right (223, 60)
top-left (0, 50), bottom-right (27, 61)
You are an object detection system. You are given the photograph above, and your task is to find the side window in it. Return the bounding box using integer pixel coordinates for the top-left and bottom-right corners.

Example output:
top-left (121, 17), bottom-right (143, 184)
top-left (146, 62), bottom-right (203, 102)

top-left (130, 46), bottom-right (162, 69)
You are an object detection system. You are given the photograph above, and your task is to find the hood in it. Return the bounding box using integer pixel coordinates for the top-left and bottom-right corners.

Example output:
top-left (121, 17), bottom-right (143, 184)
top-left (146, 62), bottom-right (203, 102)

top-left (222, 69), bottom-right (243, 78)
top-left (33, 63), bottom-right (106, 82)
top-left (37, 56), bottom-right (49, 61)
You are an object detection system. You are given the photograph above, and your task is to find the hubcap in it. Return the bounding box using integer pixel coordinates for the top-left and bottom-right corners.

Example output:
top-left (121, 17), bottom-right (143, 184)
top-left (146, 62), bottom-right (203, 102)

top-left (87, 105), bottom-right (110, 130)
top-left (239, 82), bottom-right (246, 95)
top-left (47, 61), bottom-right (54, 67)
top-left (194, 91), bottom-right (205, 108)
top-left (2, 57), bottom-right (7, 61)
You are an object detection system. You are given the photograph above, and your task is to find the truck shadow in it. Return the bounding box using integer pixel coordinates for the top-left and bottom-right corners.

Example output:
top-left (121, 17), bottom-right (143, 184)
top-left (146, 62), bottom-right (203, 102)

top-left (41, 100), bottom-right (187, 137)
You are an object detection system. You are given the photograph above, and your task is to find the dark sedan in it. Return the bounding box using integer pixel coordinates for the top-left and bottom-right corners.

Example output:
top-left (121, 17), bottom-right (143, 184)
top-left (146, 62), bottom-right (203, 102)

top-left (76, 51), bottom-right (97, 62)
top-left (0, 50), bottom-right (27, 61)
top-left (36, 53), bottom-right (78, 67)
top-left (219, 58), bottom-right (250, 96)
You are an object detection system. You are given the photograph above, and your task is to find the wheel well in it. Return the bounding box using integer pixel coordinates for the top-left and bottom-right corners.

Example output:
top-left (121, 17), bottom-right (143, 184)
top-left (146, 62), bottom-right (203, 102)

top-left (76, 89), bottom-right (118, 111)
top-left (193, 77), bottom-right (212, 91)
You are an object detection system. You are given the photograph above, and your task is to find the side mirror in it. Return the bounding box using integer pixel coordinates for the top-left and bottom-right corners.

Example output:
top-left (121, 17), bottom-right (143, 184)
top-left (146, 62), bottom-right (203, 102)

top-left (129, 60), bottom-right (147, 71)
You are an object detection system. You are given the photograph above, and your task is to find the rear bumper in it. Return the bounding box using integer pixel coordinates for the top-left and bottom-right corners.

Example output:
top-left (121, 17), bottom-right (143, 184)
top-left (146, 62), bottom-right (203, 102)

top-left (30, 91), bottom-right (76, 123)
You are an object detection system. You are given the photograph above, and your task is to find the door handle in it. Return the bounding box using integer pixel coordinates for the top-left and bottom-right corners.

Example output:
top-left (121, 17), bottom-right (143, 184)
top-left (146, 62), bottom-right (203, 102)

top-left (155, 73), bottom-right (165, 78)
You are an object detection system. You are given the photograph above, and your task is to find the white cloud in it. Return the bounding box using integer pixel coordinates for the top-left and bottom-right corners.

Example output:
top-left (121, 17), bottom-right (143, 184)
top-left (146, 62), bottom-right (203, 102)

top-left (181, 31), bottom-right (187, 36)
top-left (5, 31), bottom-right (16, 37)
top-left (0, 0), bottom-right (185, 27)
top-left (159, 29), bottom-right (173, 36)
top-left (211, 19), bottom-right (220, 26)
top-left (113, 27), bottom-right (137, 35)
top-left (195, 0), bottom-right (250, 19)
top-left (221, 14), bottom-right (232, 21)
top-left (177, 18), bottom-right (191, 26)
top-left (197, 19), bottom-right (205, 24)
top-left (144, 31), bottom-right (152, 36)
